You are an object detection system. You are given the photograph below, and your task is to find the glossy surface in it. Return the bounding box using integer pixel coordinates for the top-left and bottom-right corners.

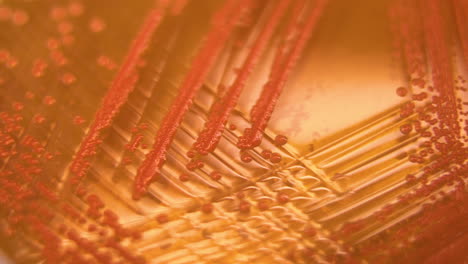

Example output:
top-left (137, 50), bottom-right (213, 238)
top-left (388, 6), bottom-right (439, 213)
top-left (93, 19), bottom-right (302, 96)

top-left (0, 0), bottom-right (466, 263)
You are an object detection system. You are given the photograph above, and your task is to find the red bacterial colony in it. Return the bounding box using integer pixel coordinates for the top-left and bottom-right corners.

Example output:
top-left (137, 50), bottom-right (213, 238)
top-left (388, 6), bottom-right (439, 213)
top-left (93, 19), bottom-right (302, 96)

top-left (0, 0), bottom-right (466, 263)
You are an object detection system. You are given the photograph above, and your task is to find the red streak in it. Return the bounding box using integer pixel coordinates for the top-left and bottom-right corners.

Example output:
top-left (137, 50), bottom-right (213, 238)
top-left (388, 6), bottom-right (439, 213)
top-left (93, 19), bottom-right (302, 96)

top-left (422, 0), bottom-right (461, 147)
top-left (238, 0), bottom-right (329, 149)
top-left (268, 0), bottom-right (308, 79)
top-left (393, 0), bottom-right (425, 77)
top-left (69, 1), bottom-right (169, 185)
top-left (452, 0), bottom-right (468, 71)
top-left (133, 0), bottom-right (251, 199)
top-left (192, 0), bottom-right (291, 155)
top-left (245, 0), bottom-right (306, 128)
top-left (127, 134), bottom-right (143, 152)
